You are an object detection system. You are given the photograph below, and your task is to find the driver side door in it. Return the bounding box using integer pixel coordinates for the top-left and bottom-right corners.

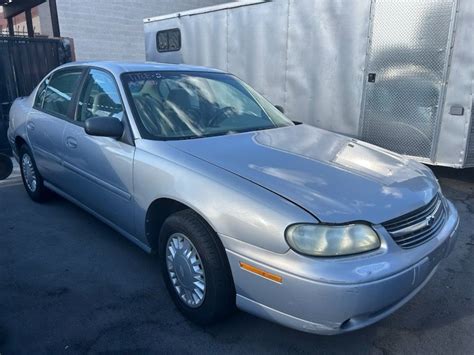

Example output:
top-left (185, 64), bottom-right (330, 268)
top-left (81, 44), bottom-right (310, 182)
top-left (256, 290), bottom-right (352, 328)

top-left (61, 68), bottom-right (136, 235)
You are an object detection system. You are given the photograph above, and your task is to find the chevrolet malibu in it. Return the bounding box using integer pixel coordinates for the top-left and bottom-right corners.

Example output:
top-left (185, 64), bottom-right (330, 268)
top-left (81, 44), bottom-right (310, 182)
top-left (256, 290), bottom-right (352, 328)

top-left (8, 62), bottom-right (459, 334)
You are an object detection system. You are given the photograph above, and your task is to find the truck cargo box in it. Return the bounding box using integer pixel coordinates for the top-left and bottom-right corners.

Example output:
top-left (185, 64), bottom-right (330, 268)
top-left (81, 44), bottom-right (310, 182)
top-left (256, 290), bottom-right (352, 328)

top-left (144, 0), bottom-right (473, 167)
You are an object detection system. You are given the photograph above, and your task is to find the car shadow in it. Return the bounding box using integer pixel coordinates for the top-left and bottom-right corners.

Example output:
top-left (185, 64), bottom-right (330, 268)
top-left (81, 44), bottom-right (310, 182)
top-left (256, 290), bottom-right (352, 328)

top-left (431, 166), bottom-right (474, 183)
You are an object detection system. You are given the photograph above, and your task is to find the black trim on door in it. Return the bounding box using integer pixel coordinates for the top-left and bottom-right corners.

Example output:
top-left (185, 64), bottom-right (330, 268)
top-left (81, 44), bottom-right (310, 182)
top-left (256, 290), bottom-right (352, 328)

top-left (69, 69), bottom-right (90, 120)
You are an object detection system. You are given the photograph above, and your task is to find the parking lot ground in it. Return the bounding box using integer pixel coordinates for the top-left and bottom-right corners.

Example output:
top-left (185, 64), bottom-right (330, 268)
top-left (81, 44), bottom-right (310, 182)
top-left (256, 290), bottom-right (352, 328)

top-left (0, 164), bottom-right (473, 354)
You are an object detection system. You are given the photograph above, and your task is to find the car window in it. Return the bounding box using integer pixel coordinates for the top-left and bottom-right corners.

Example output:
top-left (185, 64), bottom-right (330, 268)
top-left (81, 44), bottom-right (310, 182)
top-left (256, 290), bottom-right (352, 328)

top-left (122, 71), bottom-right (294, 140)
top-left (77, 69), bottom-right (124, 123)
top-left (42, 69), bottom-right (83, 118)
top-left (158, 78), bottom-right (200, 109)
top-left (206, 79), bottom-right (262, 114)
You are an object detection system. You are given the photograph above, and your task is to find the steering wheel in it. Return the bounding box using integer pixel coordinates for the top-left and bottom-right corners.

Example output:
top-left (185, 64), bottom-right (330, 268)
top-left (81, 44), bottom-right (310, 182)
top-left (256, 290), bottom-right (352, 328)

top-left (208, 106), bottom-right (235, 127)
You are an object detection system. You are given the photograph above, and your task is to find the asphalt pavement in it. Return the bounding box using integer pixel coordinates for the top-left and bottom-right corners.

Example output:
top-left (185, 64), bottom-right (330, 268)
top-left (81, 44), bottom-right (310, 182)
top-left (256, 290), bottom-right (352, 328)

top-left (1, 162), bottom-right (473, 354)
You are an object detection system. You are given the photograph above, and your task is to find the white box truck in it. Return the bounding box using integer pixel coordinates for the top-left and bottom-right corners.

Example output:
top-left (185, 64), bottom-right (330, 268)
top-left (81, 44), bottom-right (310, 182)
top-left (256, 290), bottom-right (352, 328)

top-left (144, 0), bottom-right (473, 167)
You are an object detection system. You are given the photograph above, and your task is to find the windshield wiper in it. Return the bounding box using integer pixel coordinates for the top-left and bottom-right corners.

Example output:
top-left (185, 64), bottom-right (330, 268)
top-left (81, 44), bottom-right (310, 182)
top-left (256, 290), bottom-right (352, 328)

top-left (232, 126), bottom-right (275, 134)
top-left (166, 126), bottom-right (277, 140)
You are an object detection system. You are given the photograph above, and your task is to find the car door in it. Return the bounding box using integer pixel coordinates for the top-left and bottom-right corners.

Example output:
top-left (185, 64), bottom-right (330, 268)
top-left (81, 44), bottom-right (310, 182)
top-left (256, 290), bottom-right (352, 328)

top-left (61, 68), bottom-right (135, 235)
top-left (27, 68), bottom-right (84, 186)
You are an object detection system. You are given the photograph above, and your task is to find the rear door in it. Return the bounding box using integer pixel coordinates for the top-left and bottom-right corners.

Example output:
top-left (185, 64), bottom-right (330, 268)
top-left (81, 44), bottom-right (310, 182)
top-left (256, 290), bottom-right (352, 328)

top-left (61, 68), bottom-right (136, 235)
top-left (360, 0), bottom-right (456, 159)
top-left (27, 68), bottom-right (84, 186)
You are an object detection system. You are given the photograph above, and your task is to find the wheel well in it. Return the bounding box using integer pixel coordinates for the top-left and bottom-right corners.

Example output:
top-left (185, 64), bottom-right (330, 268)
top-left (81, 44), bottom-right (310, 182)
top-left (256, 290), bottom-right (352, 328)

top-left (15, 136), bottom-right (27, 154)
top-left (145, 198), bottom-right (190, 252)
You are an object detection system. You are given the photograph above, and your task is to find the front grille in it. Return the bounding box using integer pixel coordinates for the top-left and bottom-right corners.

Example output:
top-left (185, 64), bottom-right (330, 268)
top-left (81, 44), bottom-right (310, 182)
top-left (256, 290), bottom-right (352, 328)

top-left (383, 194), bottom-right (446, 249)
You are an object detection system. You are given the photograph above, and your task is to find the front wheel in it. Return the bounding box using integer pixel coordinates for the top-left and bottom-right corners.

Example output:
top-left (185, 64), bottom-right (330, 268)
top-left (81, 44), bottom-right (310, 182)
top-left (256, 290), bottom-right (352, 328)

top-left (159, 209), bottom-right (235, 325)
top-left (19, 145), bottom-right (49, 202)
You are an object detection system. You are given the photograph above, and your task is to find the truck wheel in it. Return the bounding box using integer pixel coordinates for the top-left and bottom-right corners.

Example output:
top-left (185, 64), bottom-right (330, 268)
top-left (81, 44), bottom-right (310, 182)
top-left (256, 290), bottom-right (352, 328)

top-left (159, 209), bottom-right (235, 325)
top-left (19, 145), bottom-right (49, 202)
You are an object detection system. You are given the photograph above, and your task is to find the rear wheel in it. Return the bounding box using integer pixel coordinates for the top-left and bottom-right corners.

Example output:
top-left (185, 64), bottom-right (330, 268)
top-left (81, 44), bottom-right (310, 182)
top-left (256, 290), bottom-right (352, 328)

top-left (19, 145), bottom-right (49, 202)
top-left (159, 209), bottom-right (235, 325)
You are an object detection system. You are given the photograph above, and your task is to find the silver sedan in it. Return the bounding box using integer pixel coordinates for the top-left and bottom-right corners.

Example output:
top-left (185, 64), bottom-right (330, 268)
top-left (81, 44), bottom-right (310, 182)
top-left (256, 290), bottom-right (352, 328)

top-left (8, 61), bottom-right (459, 335)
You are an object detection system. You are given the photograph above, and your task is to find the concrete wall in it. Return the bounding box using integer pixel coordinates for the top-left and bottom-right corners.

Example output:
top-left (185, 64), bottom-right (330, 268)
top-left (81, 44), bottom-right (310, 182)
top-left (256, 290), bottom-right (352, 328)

top-left (56, 0), bottom-right (235, 61)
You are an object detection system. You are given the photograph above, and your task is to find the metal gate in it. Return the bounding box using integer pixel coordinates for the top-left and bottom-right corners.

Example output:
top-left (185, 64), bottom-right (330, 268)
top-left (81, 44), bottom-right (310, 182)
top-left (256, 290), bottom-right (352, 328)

top-left (0, 36), bottom-right (73, 154)
top-left (360, 0), bottom-right (457, 159)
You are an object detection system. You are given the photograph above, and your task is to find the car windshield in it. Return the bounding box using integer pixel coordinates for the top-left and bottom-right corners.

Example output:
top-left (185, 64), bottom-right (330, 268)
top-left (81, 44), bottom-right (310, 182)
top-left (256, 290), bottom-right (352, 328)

top-left (121, 71), bottom-right (293, 140)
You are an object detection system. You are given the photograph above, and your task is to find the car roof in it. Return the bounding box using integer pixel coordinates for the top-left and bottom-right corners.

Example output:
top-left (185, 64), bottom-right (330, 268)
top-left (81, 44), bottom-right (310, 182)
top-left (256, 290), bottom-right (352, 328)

top-left (59, 61), bottom-right (226, 75)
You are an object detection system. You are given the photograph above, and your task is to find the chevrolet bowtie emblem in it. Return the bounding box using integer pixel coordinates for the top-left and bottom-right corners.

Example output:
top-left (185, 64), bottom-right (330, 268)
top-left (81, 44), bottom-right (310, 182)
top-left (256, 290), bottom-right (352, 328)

top-left (425, 214), bottom-right (436, 227)
top-left (389, 200), bottom-right (442, 238)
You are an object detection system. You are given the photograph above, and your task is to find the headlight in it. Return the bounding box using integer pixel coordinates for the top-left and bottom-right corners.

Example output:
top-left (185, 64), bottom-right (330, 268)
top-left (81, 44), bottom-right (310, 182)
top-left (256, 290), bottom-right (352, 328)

top-left (285, 224), bottom-right (380, 257)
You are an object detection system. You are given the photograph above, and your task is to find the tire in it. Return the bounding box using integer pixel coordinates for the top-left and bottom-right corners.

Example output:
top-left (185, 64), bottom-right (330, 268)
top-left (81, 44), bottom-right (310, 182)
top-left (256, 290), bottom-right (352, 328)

top-left (19, 145), bottom-right (49, 202)
top-left (159, 209), bottom-right (235, 325)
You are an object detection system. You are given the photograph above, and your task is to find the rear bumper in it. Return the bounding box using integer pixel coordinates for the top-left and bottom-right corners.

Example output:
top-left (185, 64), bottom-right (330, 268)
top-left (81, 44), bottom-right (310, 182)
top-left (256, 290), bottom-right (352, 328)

top-left (224, 200), bottom-right (459, 335)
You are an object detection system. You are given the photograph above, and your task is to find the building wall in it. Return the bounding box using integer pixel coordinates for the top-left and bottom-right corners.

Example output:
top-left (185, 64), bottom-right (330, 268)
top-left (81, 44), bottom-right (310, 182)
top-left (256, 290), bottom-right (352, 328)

top-left (56, 0), bottom-right (235, 61)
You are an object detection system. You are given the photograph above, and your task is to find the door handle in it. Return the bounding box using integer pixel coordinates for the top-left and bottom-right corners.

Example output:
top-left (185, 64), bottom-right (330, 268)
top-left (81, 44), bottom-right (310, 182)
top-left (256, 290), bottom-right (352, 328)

top-left (65, 136), bottom-right (78, 149)
top-left (27, 122), bottom-right (35, 131)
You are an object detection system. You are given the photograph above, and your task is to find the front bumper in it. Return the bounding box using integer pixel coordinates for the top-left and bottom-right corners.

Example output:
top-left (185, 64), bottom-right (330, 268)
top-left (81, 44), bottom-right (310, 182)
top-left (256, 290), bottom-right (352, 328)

top-left (222, 200), bottom-right (459, 335)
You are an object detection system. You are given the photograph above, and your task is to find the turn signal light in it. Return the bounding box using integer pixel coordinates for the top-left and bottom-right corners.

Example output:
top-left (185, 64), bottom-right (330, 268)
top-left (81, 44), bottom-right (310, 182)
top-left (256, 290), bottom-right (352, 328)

top-left (239, 262), bottom-right (282, 283)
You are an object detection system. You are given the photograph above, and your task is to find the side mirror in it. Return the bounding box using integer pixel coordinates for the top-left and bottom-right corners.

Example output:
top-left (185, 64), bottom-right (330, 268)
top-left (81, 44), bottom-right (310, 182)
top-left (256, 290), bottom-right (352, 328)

top-left (84, 116), bottom-right (124, 138)
top-left (275, 105), bottom-right (285, 114)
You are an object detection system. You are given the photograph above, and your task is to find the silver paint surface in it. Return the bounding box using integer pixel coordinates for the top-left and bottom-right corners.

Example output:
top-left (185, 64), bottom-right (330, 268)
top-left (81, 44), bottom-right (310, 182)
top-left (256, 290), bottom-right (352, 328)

top-left (8, 61), bottom-right (459, 334)
top-left (169, 124), bottom-right (439, 224)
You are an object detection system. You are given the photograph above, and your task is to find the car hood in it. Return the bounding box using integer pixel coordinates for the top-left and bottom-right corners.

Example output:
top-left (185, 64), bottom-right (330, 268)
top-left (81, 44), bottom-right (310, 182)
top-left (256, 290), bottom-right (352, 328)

top-left (168, 124), bottom-right (438, 224)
